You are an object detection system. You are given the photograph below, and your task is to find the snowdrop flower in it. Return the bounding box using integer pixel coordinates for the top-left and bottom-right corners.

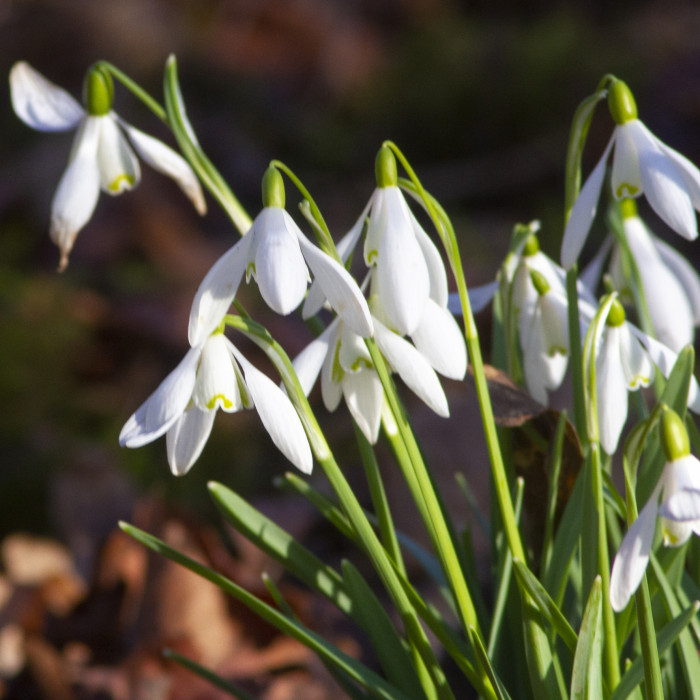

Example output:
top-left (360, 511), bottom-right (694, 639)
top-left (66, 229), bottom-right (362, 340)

top-left (10, 61), bottom-right (205, 270)
top-left (594, 299), bottom-right (654, 454)
top-left (584, 203), bottom-right (700, 352)
top-left (562, 79), bottom-right (700, 269)
top-left (517, 269), bottom-right (570, 405)
top-left (610, 409), bottom-right (700, 611)
top-left (188, 166), bottom-right (372, 346)
top-left (119, 331), bottom-right (312, 476)
top-left (292, 288), bottom-right (465, 443)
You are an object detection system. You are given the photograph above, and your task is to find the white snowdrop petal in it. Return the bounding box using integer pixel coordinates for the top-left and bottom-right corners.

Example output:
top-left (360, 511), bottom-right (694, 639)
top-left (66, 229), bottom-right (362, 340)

top-left (342, 368), bottom-right (384, 444)
top-left (411, 299), bottom-right (467, 379)
top-left (374, 318), bottom-right (449, 417)
top-left (123, 122), bottom-right (206, 214)
top-left (660, 490), bottom-right (700, 522)
top-left (119, 345), bottom-right (201, 448)
top-left (166, 407), bottom-right (216, 476)
top-left (10, 62), bottom-right (84, 132)
top-left (653, 236), bottom-right (700, 326)
top-left (561, 136), bottom-right (614, 269)
top-left (188, 233), bottom-right (251, 346)
top-left (95, 115), bottom-right (141, 194)
top-left (611, 123), bottom-right (642, 199)
top-left (618, 325), bottom-right (654, 389)
top-left (297, 233), bottom-right (373, 337)
top-left (596, 328), bottom-right (629, 455)
top-left (321, 335), bottom-right (344, 412)
top-left (413, 222), bottom-right (448, 307)
top-left (291, 324), bottom-right (336, 397)
top-left (609, 492), bottom-right (660, 612)
top-left (192, 335), bottom-right (243, 412)
top-left (650, 126), bottom-right (700, 212)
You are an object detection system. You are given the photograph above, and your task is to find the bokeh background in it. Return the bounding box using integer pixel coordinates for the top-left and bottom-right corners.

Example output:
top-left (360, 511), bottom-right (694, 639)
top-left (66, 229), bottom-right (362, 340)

top-left (1, 1), bottom-right (700, 698)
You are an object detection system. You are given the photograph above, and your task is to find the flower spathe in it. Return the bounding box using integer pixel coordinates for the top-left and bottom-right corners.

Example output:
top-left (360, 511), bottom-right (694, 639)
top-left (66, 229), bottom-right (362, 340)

top-left (188, 206), bottom-right (373, 346)
top-left (10, 61), bottom-right (206, 270)
top-left (610, 454), bottom-right (700, 611)
top-left (119, 332), bottom-right (312, 476)
top-left (561, 118), bottom-right (700, 270)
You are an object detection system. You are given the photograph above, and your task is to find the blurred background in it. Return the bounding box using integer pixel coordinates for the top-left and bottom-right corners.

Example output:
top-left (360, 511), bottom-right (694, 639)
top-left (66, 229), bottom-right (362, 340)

top-left (1, 0), bottom-right (700, 697)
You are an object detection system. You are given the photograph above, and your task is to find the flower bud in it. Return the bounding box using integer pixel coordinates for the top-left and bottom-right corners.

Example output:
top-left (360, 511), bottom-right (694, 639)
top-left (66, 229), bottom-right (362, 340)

top-left (606, 298), bottom-right (626, 327)
top-left (660, 408), bottom-right (690, 462)
top-left (608, 79), bottom-right (638, 125)
top-left (84, 65), bottom-right (113, 116)
top-left (375, 146), bottom-right (397, 188)
top-left (262, 166), bottom-right (285, 209)
top-left (530, 269), bottom-right (550, 297)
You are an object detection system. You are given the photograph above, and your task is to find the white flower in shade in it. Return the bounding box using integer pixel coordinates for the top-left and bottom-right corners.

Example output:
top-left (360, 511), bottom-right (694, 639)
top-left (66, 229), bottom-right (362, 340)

top-left (561, 80), bottom-right (700, 270)
top-left (594, 302), bottom-right (655, 454)
top-left (584, 213), bottom-right (700, 352)
top-left (610, 411), bottom-right (700, 611)
top-left (119, 332), bottom-right (312, 476)
top-left (292, 291), bottom-right (464, 443)
top-left (187, 204), bottom-right (373, 346)
top-left (10, 61), bottom-right (205, 270)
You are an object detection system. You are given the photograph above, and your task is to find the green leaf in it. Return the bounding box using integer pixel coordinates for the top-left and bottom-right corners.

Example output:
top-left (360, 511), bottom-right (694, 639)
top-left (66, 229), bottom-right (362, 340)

top-left (512, 559), bottom-right (578, 653)
top-left (342, 560), bottom-right (424, 699)
top-left (120, 522), bottom-right (412, 700)
top-left (467, 626), bottom-right (513, 700)
top-left (571, 577), bottom-right (603, 700)
top-left (208, 481), bottom-right (354, 616)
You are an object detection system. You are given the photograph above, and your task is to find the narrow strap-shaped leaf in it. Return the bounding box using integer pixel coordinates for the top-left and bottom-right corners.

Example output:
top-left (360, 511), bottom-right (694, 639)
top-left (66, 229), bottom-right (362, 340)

top-left (120, 522), bottom-right (412, 700)
top-left (342, 560), bottom-right (424, 699)
top-left (512, 559), bottom-right (578, 653)
top-left (467, 626), bottom-right (513, 700)
top-left (571, 577), bottom-right (603, 700)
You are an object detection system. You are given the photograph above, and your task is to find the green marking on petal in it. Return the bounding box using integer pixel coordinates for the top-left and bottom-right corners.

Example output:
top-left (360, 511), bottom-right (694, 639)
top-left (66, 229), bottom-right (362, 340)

top-left (548, 344), bottom-right (568, 357)
top-left (350, 357), bottom-right (373, 372)
top-left (366, 249), bottom-right (378, 265)
top-left (206, 394), bottom-right (233, 410)
top-left (331, 340), bottom-right (344, 384)
top-left (628, 374), bottom-right (651, 389)
top-left (615, 183), bottom-right (639, 198)
top-left (246, 261), bottom-right (256, 282)
top-left (108, 173), bottom-right (136, 193)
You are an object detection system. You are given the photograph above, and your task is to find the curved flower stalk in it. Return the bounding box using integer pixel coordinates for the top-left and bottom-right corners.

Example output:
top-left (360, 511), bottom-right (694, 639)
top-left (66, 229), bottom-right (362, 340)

top-left (610, 409), bottom-right (700, 611)
top-left (10, 61), bottom-right (205, 270)
top-left (119, 331), bottom-right (312, 476)
top-left (583, 210), bottom-right (700, 352)
top-left (188, 168), bottom-right (372, 346)
top-left (562, 79), bottom-right (700, 270)
top-left (593, 300), bottom-right (655, 454)
top-left (292, 289), bottom-right (466, 443)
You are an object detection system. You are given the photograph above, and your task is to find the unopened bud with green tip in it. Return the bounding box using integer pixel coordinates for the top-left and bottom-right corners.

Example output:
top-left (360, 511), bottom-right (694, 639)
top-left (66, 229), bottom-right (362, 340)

top-left (608, 79), bottom-right (637, 125)
top-left (262, 166), bottom-right (285, 209)
top-left (84, 64), bottom-right (113, 116)
top-left (530, 269), bottom-right (550, 297)
top-left (661, 407), bottom-right (690, 462)
top-left (522, 234), bottom-right (540, 258)
top-left (375, 145), bottom-right (397, 188)
top-left (606, 298), bottom-right (626, 327)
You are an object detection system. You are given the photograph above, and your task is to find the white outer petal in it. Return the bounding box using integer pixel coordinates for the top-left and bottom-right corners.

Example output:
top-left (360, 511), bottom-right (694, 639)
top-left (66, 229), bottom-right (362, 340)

top-left (232, 347), bottom-right (313, 474)
top-left (660, 490), bottom-right (700, 523)
top-left (653, 236), bottom-right (700, 325)
top-left (10, 61), bottom-right (84, 132)
top-left (95, 115), bottom-right (141, 194)
top-left (374, 318), bottom-right (449, 417)
top-left (342, 368), bottom-right (383, 444)
top-left (413, 223), bottom-right (448, 307)
top-left (561, 136), bottom-right (614, 269)
top-left (579, 235), bottom-right (613, 295)
top-left (122, 121), bottom-right (206, 214)
top-left (50, 116), bottom-right (101, 269)
top-left (609, 488), bottom-right (660, 611)
top-left (618, 324), bottom-right (654, 388)
top-left (656, 139), bottom-right (700, 212)
top-left (629, 121), bottom-right (697, 240)
top-left (291, 323), bottom-right (336, 396)
top-left (410, 299), bottom-right (467, 379)
top-left (321, 332), bottom-right (344, 412)
top-left (297, 233), bottom-right (373, 337)
top-left (611, 122), bottom-right (642, 199)
top-left (119, 344), bottom-right (202, 448)
top-left (253, 208), bottom-right (308, 315)
top-left (192, 334), bottom-right (243, 412)
top-left (166, 407), bottom-right (216, 476)
top-left (596, 327), bottom-right (629, 455)
top-left (188, 233), bottom-right (251, 346)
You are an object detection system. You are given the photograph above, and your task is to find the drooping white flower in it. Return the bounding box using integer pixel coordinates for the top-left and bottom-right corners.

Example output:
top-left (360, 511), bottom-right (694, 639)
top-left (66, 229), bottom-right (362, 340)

top-left (584, 212), bottom-right (700, 352)
top-left (561, 79), bottom-right (700, 270)
top-left (593, 300), bottom-right (654, 454)
top-left (610, 410), bottom-right (700, 611)
top-left (10, 61), bottom-right (205, 270)
top-left (119, 332), bottom-right (312, 476)
top-left (188, 204), bottom-right (373, 346)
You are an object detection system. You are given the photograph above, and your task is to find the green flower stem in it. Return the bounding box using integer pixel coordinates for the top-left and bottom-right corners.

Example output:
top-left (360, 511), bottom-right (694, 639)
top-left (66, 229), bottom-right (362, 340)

top-left (224, 315), bottom-right (467, 700)
top-left (590, 441), bottom-right (621, 688)
top-left (355, 422), bottom-right (406, 576)
top-left (163, 56), bottom-right (251, 235)
top-left (95, 61), bottom-right (167, 121)
top-left (622, 464), bottom-right (664, 700)
top-left (366, 339), bottom-right (481, 637)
